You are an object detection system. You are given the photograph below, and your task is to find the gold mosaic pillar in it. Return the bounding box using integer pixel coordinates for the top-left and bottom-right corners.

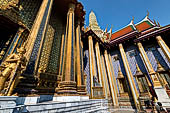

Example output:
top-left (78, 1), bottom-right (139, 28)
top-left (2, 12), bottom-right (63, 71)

top-left (95, 42), bottom-right (105, 93)
top-left (119, 43), bottom-right (140, 109)
top-left (108, 53), bottom-right (119, 96)
top-left (57, 3), bottom-right (77, 94)
top-left (104, 50), bottom-right (119, 106)
top-left (101, 53), bottom-right (110, 99)
top-left (25, 0), bottom-right (52, 60)
top-left (88, 35), bottom-right (96, 98)
top-left (156, 36), bottom-right (170, 63)
top-left (76, 20), bottom-right (86, 95)
top-left (137, 42), bottom-right (161, 87)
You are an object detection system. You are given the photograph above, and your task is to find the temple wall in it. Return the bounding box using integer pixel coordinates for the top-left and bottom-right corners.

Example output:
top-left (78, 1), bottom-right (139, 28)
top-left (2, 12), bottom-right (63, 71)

top-left (110, 50), bottom-right (135, 93)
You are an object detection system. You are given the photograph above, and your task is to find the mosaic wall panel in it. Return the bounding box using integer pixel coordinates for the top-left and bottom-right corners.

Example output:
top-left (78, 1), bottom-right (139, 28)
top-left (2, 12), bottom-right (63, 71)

top-left (145, 44), bottom-right (170, 71)
top-left (38, 25), bottom-right (55, 72)
top-left (19, 0), bottom-right (42, 29)
top-left (0, 0), bottom-right (13, 8)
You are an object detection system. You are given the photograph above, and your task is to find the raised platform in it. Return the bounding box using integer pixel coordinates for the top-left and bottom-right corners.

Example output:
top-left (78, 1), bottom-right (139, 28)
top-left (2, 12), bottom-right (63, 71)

top-left (0, 96), bottom-right (109, 113)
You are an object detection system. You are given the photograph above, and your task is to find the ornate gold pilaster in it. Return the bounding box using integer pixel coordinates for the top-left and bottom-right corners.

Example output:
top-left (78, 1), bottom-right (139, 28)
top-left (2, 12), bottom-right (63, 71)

top-left (137, 42), bottom-right (161, 87)
top-left (156, 36), bottom-right (170, 63)
top-left (76, 20), bottom-right (86, 95)
top-left (104, 50), bottom-right (119, 106)
top-left (57, 3), bottom-right (77, 94)
top-left (119, 43), bottom-right (140, 109)
top-left (95, 42), bottom-right (105, 95)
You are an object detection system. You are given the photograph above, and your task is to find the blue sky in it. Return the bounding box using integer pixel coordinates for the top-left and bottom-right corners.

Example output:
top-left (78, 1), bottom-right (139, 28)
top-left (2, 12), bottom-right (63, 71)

top-left (78, 0), bottom-right (170, 32)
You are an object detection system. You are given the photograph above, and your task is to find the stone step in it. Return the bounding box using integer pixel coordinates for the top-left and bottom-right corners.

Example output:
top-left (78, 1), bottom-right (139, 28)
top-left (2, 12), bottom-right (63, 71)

top-left (25, 99), bottom-right (109, 113)
top-left (85, 106), bottom-right (109, 113)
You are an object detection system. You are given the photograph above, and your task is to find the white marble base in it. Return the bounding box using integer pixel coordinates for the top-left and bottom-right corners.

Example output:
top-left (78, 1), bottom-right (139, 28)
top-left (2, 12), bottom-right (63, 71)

top-left (16, 95), bottom-right (54, 105)
top-left (155, 86), bottom-right (170, 107)
top-left (53, 96), bottom-right (89, 102)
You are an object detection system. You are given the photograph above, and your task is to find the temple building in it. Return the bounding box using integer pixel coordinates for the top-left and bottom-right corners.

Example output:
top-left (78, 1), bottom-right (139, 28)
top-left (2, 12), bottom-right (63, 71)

top-left (83, 11), bottom-right (170, 110)
top-left (0, 0), bottom-right (170, 112)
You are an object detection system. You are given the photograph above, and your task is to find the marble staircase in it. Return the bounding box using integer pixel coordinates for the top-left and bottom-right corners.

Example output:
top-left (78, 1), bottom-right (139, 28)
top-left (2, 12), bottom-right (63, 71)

top-left (0, 96), bottom-right (110, 113)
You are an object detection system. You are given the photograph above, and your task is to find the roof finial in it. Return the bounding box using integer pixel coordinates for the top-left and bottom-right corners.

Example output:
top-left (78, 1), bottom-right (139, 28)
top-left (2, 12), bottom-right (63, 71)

top-left (157, 21), bottom-right (161, 27)
top-left (132, 16), bottom-right (134, 23)
top-left (105, 24), bottom-right (108, 33)
top-left (153, 19), bottom-right (157, 25)
top-left (147, 10), bottom-right (149, 17)
top-left (109, 24), bottom-right (113, 40)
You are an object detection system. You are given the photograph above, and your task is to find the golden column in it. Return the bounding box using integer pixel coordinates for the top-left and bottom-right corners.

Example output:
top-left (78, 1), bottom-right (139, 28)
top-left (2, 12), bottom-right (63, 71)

top-left (101, 54), bottom-right (110, 99)
top-left (88, 35), bottom-right (96, 98)
top-left (156, 35), bottom-right (170, 63)
top-left (108, 53), bottom-right (119, 96)
top-left (57, 3), bottom-right (77, 94)
top-left (119, 43), bottom-right (140, 109)
top-left (137, 42), bottom-right (161, 87)
top-left (95, 42), bottom-right (105, 90)
top-left (76, 20), bottom-right (86, 95)
top-left (24, 0), bottom-right (52, 60)
top-left (104, 50), bottom-right (119, 106)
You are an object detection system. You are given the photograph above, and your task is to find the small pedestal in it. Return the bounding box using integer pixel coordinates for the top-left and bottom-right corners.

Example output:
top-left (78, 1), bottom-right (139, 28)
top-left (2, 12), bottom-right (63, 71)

top-left (77, 85), bottom-right (87, 95)
top-left (92, 86), bottom-right (105, 99)
top-left (56, 81), bottom-right (77, 95)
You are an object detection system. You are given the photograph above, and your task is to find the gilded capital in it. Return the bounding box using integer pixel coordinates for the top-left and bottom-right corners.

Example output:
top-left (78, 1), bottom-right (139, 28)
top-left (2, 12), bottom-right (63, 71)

top-left (156, 35), bottom-right (162, 41)
top-left (88, 36), bottom-right (92, 40)
top-left (118, 43), bottom-right (123, 49)
top-left (68, 3), bottom-right (75, 13)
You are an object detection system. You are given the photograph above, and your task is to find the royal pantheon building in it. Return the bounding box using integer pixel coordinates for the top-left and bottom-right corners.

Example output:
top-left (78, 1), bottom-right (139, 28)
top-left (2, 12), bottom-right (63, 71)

top-left (0, 0), bottom-right (170, 112)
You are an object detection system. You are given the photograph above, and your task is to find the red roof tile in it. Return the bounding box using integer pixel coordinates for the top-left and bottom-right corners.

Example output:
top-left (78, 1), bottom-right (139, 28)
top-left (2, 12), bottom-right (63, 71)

top-left (136, 21), bottom-right (153, 32)
top-left (111, 26), bottom-right (134, 40)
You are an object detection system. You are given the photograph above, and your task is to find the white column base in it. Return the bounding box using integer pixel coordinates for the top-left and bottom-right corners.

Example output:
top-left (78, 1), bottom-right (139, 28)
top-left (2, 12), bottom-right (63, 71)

top-left (53, 96), bottom-right (89, 102)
